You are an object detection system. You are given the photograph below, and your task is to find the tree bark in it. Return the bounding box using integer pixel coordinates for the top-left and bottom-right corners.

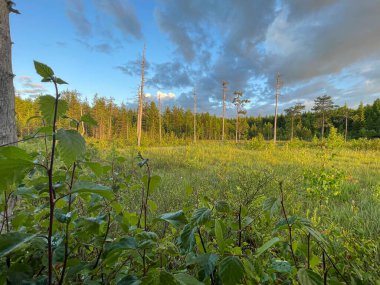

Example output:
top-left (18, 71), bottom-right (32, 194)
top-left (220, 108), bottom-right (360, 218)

top-left (0, 0), bottom-right (17, 146)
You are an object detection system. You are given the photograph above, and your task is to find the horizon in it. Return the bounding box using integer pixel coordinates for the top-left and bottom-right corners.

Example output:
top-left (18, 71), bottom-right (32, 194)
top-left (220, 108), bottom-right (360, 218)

top-left (11, 0), bottom-right (380, 117)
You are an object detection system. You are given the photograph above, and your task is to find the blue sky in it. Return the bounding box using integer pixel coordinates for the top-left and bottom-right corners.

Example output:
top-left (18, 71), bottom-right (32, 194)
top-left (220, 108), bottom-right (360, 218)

top-left (11, 0), bottom-right (380, 116)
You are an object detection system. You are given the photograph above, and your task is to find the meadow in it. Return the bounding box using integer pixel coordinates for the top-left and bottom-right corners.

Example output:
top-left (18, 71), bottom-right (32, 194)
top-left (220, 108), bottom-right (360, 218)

top-left (1, 62), bottom-right (380, 284)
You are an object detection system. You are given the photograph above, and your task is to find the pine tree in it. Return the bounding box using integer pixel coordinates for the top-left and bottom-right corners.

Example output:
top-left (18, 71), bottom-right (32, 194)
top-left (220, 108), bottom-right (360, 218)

top-left (312, 95), bottom-right (335, 139)
top-left (232, 91), bottom-right (250, 143)
top-left (284, 103), bottom-right (305, 140)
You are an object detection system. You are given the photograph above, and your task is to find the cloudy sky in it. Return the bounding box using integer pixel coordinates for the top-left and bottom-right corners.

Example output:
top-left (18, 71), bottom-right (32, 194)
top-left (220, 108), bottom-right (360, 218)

top-left (11, 0), bottom-right (380, 116)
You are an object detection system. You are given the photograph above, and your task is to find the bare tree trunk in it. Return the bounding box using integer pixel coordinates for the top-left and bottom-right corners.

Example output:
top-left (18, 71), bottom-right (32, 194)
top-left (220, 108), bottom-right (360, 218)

top-left (193, 88), bottom-right (196, 143)
top-left (0, 0), bottom-right (17, 146)
top-left (158, 93), bottom-right (162, 143)
top-left (291, 116), bottom-right (294, 141)
top-left (345, 115), bottom-right (348, 142)
top-left (321, 112), bottom-right (325, 139)
top-left (235, 109), bottom-right (239, 143)
top-left (80, 104), bottom-right (85, 135)
top-left (137, 44), bottom-right (145, 147)
top-left (273, 73), bottom-right (282, 144)
top-left (222, 81), bottom-right (227, 141)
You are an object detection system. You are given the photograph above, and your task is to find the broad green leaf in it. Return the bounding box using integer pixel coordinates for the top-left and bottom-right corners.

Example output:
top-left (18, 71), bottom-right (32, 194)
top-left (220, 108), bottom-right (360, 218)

top-left (297, 269), bottom-right (323, 285)
top-left (190, 208), bottom-right (211, 227)
top-left (305, 226), bottom-right (327, 245)
top-left (215, 201), bottom-right (229, 213)
top-left (55, 77), bottom-right (68, 85)
top-left (0, 232), bottom-right (36, 257)
top-left (56, 128), bottom-right (86, 165)
top-left (35, 125), bottom-right (53, 135)
top-left (55, 209), bottom-right (72, 223)
top-left (174, 273), bottom-right (203, 285)
top-left (38, 95), bottom-right (68, 124)
top-left (263, 197), bottom-right (280, 217)
top-left (178, 224), bottom-right (197, 254)
top-left (34, 60), bottom-right (54, 78)
top-left (271, 260), bottom-right (292, 273)
top-left (142, 175), bottom-right (161, 194)
top-left (148, 199), bottom-right (158, 212)
top-left (218, 256), bottom-right (244, 285)
top-left (158, 210), bottom-right (188, 227)
top-left (105, 237), bottom-right (138, 256)
top-left (118, 275), bottom-right (141, 285)
top-left (86, 161), bottom-right (104, 177)
top-left (72, 180), bottom-right (113, 199)
top-left (0, 147), bottom-right (34, 189)
top-left (255, 237), bottom-right (280, 257)
top-left (214, 219), bottom-right (225, 254)
top-left (187, 253), bottom-right (218, 282)
top-left (142, 269), bottom-right (178, 285)
top-left (81, 113), bottom-right (98, 126)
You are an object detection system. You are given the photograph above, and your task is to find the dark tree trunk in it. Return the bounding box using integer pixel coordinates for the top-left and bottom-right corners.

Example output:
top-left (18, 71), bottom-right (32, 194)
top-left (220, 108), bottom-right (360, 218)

top-left (0, 0), bottom-right (17, 146)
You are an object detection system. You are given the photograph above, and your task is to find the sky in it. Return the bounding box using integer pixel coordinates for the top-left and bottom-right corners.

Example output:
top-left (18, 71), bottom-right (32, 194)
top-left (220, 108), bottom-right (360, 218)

top-left (10, 0), bottom-right (380, 116)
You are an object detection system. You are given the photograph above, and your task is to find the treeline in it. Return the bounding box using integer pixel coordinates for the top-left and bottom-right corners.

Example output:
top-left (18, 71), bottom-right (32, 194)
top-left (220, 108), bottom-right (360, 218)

top-left (15, 91), bottom-right (380, 143)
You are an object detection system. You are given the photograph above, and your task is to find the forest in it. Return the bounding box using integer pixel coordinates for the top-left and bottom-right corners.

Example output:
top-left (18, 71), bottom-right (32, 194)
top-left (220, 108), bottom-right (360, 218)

top-left (15, 92), bottom-right (380, 144)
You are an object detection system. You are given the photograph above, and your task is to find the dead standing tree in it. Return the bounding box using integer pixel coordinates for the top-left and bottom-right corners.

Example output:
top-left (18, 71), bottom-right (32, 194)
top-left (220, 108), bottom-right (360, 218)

top-left (193, 88), bottom-right (196, 143)
top-left (273, 73), bottom-right (283, 144)
top-left (222, 81), bottom-right (227, 141)
top-left (158, 92), bottom-right (162, 143)
top-left (233, 90), bottom-right (250, 143)
top-left (0, 0), bottom-right (19, 146)
top-left (137, 44), bottom-right (146, 147)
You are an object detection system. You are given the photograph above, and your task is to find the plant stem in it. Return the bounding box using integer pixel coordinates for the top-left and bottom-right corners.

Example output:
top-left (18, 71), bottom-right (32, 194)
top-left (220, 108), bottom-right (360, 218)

top-left (307, 233), bottom-right (310, 269)
top-left (238, 205), bottom-right (242, 247)
top-left (93, 212), bottom-right (111, 270)
top-left (47, 80), bottom-right (60, 285)
top-left (279, 181), bottom-right (298, 268)
top-left (58, 162), bottom-right (76, 285)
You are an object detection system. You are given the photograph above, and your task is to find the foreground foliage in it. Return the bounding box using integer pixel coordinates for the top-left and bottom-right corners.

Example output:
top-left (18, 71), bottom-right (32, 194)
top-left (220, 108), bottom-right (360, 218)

top-left (0, 62), bottom-right (379, 284)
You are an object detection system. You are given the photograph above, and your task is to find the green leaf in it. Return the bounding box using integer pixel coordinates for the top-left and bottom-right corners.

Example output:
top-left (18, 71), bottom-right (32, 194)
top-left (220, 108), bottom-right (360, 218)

top-left (0, 147), bottom-right (34, 189)
top-left (215, 201), bottom-right (229, 213)
top-left (263, 197), bottom-right (280, 217)
top-left (142, 269), bottom-right (178, 285)
top-left (55, 77), bottom-right (68, 85)
top-left (214, 219), bottom-right (225, 254)
top-left (190, 208), bottom-right (211, 227)
top-left (174, 273), bottom-right (203, 285)
top-left (55, 209), bottom-right (72, 223)
top-left (35, 125), bottom-right (53, 135)
top-left (56, 128), bottom-right (86, 165)
top-left (81, 113), bottom-right (98, 126)
top-left (142, 175), bottom-right (161, 194)
top-left (178, 224), bottom-right (197, 254)
top-left (271, 260), bottom-right (292, 273)
top-left (188, 253), bottom-right (218, 282)
top-left (0, 232), bottom-right (36, 257)
top-left (118, 275), bottom-right (141, 285)
top-left (255, 237), bottom-right (280, 257)
top-left (72, 180), bottom-right (113, 199)
top-left (86, 162), bottom-right (104, 177)
top-left (34, 60), bottom-right (54, 78)
top-left (297, 269), bottom-right (323, 285)
top-left (158, 210), bottom-right (188, 227)
top-left (218, 256), bottom-right (244, 285)
top-left (38, 95), bottom-right (68, 124)
top-left (305, 226), bottom-right (327, 246)
top-left (105, 237), bottom-right (138, 256)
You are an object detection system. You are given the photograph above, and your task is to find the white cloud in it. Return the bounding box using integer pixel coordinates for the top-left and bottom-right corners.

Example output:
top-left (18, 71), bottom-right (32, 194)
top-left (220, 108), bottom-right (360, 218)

top-left (157, 91), bottom-right (175, 100)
